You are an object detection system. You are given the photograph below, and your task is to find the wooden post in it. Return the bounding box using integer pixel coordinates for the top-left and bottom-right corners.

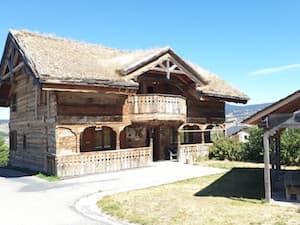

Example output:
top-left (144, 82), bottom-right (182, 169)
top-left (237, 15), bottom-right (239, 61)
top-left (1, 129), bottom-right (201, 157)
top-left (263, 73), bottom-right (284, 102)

top-left (263, 131), bottom-right (272, 203)
top-left (47, 91), bottom-right (50, 118)
top-left (275, 133), bottom-right (281, 172)
top-left (201, 131), bottom-right (205, 144)
top-left (177, 130), bottom-right (181, 162)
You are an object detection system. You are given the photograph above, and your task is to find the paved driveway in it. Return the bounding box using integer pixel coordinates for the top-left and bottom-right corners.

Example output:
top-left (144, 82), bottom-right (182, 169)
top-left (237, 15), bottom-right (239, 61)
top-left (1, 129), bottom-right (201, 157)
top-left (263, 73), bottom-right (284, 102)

top-left (0, 162), bottom-right (223, 225)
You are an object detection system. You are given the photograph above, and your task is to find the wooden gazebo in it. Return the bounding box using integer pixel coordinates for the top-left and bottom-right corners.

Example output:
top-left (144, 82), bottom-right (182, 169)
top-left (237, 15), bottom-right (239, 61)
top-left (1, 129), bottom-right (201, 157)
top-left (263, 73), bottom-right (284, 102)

top-left (243, 90), bottom-right (300, 202)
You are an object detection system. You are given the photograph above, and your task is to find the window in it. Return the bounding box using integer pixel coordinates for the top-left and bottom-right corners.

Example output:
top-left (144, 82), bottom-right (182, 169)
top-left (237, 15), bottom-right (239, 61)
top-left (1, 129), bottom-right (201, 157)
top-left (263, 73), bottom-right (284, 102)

top-left (81, 126), bottom-right (116, 152)
top-left (9, 131), bottom-right (17, 151)
top-left (95, 127), bottom-right (115, 149)
top-left (11, 94), bottom-right (17, 112)
top-left (23, 134), bottom-right (27, 150)
top-left (182, 125), bottom-right (202, 144)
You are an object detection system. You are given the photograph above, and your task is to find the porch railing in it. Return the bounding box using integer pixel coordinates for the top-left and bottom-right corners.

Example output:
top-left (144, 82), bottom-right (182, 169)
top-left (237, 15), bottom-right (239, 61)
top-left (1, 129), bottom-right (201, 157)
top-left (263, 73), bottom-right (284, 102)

top-left (126, 94), bottom-right (186, 120)
top-left (55, 146), bottom-right (152, 177)
top-left (178, 143), bottom-right (212, 164)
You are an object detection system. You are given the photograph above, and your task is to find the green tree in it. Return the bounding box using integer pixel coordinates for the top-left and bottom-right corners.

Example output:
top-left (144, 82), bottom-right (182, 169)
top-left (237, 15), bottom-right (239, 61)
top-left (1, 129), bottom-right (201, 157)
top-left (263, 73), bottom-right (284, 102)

top-left (0, 137), bottom-right (9, 167)
top-left (243, 127), bottom-right (264, 162)
top-left (280, 128), bottom-right (300, 166)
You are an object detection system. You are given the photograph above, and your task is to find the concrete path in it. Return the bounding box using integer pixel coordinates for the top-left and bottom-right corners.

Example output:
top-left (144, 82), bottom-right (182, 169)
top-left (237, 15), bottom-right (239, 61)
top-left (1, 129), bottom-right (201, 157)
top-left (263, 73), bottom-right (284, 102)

top-left (0, 162), bottom-right (223, 225)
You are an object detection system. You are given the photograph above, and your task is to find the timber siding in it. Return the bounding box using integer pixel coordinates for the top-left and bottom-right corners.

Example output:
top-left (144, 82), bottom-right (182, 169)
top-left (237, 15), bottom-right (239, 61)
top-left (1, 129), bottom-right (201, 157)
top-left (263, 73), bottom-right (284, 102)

top-left (9, 70), bottom-right (57, 172)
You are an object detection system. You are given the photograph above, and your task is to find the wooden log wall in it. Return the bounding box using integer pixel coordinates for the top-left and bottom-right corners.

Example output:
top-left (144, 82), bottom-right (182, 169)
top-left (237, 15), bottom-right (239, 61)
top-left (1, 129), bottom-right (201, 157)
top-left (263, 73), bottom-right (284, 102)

top-left (9, 70), bottom-right (57, 173)
top-left (187, 99), bottom-right (225, 123)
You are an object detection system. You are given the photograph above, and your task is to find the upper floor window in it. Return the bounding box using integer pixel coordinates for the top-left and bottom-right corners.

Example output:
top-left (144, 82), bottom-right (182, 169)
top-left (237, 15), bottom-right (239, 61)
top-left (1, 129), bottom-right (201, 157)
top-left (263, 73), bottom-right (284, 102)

top-left (9, 131), bottom-right (17, 151)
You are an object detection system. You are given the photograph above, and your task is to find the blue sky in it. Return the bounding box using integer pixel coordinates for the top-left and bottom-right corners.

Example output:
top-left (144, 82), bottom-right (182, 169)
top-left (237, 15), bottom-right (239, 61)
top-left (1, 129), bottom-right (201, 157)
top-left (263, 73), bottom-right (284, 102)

top-left (0, 0), bottom-right (299, 119)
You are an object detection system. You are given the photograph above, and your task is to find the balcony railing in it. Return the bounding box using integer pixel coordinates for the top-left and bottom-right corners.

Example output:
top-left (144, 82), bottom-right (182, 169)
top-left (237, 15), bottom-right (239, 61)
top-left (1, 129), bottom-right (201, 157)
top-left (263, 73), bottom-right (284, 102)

top-left (126, 94), bottom-right (186, 121)
top-left (54, 147), bottom-right (152, 177)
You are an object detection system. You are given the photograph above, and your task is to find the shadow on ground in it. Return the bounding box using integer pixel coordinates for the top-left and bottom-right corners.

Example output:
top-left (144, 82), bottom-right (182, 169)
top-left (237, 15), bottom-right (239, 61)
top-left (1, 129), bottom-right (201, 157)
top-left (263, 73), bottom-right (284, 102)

top-left (0, 167), bottom-right (36, 178)
top-left (195, 168), bottom-right (264, 200)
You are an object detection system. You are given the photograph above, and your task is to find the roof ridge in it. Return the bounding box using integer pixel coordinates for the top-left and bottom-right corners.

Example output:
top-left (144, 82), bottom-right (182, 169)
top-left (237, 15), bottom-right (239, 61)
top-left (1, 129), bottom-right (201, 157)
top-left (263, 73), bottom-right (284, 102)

top-left (9, 29), bottom-right (130, 53)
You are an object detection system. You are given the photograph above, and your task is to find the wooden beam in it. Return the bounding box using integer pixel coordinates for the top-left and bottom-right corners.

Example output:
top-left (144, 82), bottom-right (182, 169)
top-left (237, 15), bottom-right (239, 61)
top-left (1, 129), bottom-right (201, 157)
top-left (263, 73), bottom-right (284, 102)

top-left (166, 60), bottom-right (170, 79)
top-left (1, 62), bottom-right (24, 81)
top-left (263, 132), bottom-right (272, 203)
top-left (150, 67), bottom-right (186, 75)
top-left (42, 83), bottom-right (137, 94)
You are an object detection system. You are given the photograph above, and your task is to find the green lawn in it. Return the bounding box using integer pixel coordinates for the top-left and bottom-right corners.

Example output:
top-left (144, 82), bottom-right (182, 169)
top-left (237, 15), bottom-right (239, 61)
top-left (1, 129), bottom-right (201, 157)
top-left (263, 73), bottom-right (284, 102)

top-left (98, 161), bottom-right (300, 225)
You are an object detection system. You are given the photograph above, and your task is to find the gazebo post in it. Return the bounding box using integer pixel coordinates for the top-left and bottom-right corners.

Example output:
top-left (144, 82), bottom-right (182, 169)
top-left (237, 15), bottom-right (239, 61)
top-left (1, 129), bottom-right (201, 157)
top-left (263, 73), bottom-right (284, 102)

top-left (263, 131), bottom-right (272, 203)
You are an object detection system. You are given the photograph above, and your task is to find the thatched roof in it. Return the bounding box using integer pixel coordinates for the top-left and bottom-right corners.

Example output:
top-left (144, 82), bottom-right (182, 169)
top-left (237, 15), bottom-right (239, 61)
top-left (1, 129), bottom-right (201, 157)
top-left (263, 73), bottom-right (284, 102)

top-left (3, 30), bottom-right (249, 102)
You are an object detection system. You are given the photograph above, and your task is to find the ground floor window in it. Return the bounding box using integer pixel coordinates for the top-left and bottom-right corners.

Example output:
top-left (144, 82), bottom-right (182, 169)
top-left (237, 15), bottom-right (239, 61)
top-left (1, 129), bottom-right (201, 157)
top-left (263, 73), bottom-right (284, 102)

top-left (182, 125), bottom-right (202, 144)
top-left (120, 125), bottom-right (148, 149)
top-left (81, 126), bottom-right (116, 152)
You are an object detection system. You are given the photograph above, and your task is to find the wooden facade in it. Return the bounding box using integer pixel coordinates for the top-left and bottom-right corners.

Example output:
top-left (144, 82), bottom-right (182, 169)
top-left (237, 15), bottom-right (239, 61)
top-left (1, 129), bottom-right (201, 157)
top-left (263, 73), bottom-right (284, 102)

top-left (0, 30), bottom-right (249, 176)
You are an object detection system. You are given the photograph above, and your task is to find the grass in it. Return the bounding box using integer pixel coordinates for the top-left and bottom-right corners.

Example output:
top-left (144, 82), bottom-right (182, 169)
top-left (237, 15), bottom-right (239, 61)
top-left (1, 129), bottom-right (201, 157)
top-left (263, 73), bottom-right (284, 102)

top-left (35, 172), bottom-right (61, 182)
top-left (98, 161), bottom-right (300, 225)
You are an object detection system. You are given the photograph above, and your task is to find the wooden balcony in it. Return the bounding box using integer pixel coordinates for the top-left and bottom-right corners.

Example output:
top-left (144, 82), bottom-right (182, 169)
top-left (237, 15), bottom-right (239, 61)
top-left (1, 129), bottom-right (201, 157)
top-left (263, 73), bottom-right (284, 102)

top-left (125, 94), bottom-right (186, 121)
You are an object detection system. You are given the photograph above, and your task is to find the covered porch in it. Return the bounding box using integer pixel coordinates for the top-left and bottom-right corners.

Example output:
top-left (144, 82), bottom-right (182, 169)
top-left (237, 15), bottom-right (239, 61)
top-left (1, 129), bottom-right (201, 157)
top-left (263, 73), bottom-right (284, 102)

top-left (50, 122), bottom-right (223, 176)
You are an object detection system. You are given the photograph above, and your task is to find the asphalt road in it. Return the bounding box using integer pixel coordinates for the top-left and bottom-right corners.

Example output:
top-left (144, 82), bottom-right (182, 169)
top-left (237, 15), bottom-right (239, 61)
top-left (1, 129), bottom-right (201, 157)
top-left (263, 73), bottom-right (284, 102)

top-left (0, 162), bottom-right (223, 225)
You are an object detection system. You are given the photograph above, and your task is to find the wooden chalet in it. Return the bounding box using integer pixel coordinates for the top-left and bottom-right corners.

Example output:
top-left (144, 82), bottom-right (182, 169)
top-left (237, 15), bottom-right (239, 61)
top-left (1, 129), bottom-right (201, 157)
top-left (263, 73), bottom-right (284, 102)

top-left (243, 90), bottom-right (300, 202)
top-left (0, 30), bottom-right (249, 176)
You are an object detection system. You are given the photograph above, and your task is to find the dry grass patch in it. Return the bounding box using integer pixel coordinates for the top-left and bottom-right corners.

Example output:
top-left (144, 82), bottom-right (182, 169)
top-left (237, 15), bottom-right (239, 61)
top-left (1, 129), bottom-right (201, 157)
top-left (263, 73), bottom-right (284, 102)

top-left (98, 162), bottom-right (300, 225)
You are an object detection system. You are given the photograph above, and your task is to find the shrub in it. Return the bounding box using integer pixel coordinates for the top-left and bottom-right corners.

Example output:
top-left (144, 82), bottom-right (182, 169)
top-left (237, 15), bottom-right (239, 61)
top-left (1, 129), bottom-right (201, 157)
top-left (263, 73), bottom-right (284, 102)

top-left (209, 136), bottom-right (244, 161)
top-left (0, 137), bottom-right (9, 167)
top-left (280, 128), bottom-right (300, 166)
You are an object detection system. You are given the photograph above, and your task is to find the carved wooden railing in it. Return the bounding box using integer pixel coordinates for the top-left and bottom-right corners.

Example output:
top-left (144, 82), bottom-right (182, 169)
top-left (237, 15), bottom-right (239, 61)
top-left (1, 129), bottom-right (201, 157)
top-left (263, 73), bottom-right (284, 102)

top-left (178, 143), bottom-right (212, 164)
top-left (126, 94), bottom-right (186, 121)
top-left (55, 147), bottom-right (152, 177)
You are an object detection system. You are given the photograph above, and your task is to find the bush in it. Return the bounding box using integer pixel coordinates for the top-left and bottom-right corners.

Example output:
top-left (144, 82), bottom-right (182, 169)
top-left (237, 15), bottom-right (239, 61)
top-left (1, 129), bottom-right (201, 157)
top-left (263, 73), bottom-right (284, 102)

top-left (209, 136), bottom-right (244, 161)
top-left (281, 129), bottom-right (300, 166)
top-left (0, 137), bottom-right (8, 167)
top-left (243, 127), bottom-right (264, 162)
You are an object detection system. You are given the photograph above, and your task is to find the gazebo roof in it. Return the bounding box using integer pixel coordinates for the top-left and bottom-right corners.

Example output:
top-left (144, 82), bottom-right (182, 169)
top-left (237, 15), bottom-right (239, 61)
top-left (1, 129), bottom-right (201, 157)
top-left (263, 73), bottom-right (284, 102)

top-left (243, 90), bottom-right (300, 125)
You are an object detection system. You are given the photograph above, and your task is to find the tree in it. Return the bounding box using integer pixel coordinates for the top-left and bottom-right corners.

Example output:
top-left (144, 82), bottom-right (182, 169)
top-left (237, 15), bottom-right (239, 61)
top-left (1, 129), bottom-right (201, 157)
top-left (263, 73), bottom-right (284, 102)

top-left (243, 127), bottom-right (264, 162)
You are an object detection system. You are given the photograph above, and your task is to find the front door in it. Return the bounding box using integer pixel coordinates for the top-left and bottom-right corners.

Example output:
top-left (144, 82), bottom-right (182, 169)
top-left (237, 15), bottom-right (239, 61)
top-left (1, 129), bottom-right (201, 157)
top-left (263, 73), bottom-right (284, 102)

top-left (153, 125), bottom-right (178, 161)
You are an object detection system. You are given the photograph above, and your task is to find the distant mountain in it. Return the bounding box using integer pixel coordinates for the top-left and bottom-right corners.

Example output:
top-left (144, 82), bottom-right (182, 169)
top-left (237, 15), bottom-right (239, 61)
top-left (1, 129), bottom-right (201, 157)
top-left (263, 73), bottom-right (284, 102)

top-left (226, 102), bottom-right (272, 124)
